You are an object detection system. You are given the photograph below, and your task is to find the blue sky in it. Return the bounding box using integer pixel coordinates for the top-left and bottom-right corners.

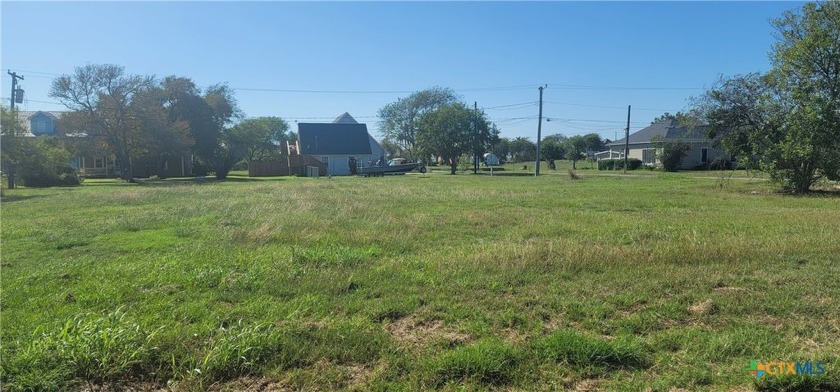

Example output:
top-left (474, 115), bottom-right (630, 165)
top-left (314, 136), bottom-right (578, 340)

top-left (1, 1), bottom-right (802, 141)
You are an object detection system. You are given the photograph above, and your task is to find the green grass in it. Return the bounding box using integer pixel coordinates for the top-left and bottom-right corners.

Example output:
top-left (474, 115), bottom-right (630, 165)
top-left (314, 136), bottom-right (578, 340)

top-left (1, 171), bottom-right (838, 390)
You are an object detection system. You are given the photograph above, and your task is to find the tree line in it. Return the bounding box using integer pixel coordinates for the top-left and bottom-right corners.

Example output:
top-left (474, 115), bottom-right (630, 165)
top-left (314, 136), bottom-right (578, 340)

top-left (1, 64), bottom-right (295, 187)
top-left (376, 87), bottom-right (609, 173)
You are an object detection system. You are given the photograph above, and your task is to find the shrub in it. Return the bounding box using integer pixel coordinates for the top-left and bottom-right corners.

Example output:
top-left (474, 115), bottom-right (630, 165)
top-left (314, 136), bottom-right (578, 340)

top-left (655, 139), bottom-right (691, 172)
top-left (10, 138), bottom-right (80, 188)
top-left (598, 158), bottom-right (642, 171)
top-left (21, 167), bottom-right (81, 188)
top-left (625, 158), bottom-right (643, 170)
top-left (192, 158), bottom-right (212, 176)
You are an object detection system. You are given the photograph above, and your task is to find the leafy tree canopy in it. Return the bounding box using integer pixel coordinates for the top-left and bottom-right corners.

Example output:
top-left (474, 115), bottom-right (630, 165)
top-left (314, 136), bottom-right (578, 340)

top-left (416, 102), bottom-right (499, 174)
top-left (378, 87), bottom-right (458, 159)
top-left (693, 2), bottom-right (840, 192)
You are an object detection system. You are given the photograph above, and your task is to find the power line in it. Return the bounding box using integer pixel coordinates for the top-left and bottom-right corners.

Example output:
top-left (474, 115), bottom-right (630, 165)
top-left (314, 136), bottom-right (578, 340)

top-left (1, 97), bottom-right (64, 106)
top-left (8, 69), bottom-right (61, 76)
top-left (484, 101), bottom-right (538, 110)
top-left (546, 83), bottom-right (703, 91)
top-left (233, 84), bottom-right (538, 94)
top-left (544, 100), bottom-right (684, 112)
top-left (545, 117), bottom-right (647, 125)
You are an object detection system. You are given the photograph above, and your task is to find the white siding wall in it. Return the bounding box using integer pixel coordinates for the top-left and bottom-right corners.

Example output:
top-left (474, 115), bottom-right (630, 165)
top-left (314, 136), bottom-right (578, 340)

top-left (610, 142), bottom-right (726, 169)
top-left (320, 154), bottom-right (379, 176)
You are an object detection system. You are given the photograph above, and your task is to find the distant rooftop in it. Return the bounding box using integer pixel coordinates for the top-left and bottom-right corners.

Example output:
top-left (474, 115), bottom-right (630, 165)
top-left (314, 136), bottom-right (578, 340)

top-left (608, 119), bottom-right (708, 146)
top-left (333, 112), bottom-right (358, 124)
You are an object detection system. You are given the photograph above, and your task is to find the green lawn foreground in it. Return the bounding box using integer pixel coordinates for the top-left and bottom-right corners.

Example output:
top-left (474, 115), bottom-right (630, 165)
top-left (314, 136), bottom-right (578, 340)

top-left (1, 173), bottom-right (838, 391)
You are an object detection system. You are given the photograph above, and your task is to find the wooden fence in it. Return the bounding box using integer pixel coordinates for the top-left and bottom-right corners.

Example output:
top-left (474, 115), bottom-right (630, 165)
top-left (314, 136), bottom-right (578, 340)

top-left (248, 156), bottom-right (328, 177)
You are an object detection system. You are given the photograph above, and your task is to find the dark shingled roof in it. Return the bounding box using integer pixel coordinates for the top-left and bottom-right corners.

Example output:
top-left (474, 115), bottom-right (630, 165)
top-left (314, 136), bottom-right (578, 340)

top-left (298, 123), bottom-right (372, 155)
top-left (608, 119), bottom-right (708, 146)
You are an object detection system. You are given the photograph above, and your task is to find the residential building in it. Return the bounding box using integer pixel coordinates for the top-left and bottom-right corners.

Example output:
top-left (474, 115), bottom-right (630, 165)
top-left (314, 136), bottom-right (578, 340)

top-left (605, 119), bottom-right (728, 169)
top-left (297, 113), bottom-right (386, 176)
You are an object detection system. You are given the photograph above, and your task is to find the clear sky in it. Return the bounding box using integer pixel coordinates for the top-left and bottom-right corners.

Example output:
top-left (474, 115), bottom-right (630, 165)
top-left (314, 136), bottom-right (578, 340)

top-left (1, 1), bottom-right (803, 142)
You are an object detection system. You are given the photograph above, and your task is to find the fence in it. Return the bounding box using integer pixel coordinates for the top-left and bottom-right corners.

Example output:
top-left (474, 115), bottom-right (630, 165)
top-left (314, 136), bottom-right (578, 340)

top-left (248, 156), bottom-right (328, 177)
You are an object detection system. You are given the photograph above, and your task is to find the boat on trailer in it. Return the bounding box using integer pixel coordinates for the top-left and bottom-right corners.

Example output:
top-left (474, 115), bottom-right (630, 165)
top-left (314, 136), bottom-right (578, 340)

top-left (358, 159), bottom-right (427, 177)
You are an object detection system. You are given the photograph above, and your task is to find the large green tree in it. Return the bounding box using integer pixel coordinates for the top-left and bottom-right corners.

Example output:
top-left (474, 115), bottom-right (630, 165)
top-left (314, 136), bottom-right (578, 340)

top-left (509, 137), bottom-right (536, 162)
top-left (161, 76), bottom-right (219, 166)
top-left (205, 84), bottom-right (243, 179)
top-left (378, 87), bottom-right (458, 159)
top-left (50, 64), bottom-right (155, 181)
top-left (582, 133), bottom-right (606, 153)
top-left (416, 102), bottom-right (499, 174)
top-left (541, 134), bottom-right (566, 161)
top-left (562, 135), bottom-right (588, 170)
top-left (695, 2), bottom-right (840, 192)
top-left (158, 78), bottom-right (241, 179)
top-left (231, 116), bottom-right (293, 162)
top-left (490, 137), bottom-right (511, 161)
top-left (131, 85), bottom-right (193, 178)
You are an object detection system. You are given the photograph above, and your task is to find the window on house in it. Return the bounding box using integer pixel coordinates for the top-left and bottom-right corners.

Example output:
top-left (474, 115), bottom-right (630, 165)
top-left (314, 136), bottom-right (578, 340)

top-left (642, 149), bottom-right (655, 164)
top-left (94, 158), bottom-right (104, 168)
top-left (701, 147), bottom-right (709, 163)
top-left (31, 117), bottom-right (53, 135)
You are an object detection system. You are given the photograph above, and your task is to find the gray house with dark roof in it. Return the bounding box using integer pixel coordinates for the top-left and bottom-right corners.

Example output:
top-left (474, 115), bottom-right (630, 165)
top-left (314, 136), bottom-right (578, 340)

top-left (298, 113), bottom-right (386, 176)
top-left (605, 119), bottom-right (726, 169)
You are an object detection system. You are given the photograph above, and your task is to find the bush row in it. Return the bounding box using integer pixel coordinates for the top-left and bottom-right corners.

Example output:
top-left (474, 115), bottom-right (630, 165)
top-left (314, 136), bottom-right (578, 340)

top-left (21, 169), bottom-right (81, 188)
top-left (598, 158), bottom-right (642, 171)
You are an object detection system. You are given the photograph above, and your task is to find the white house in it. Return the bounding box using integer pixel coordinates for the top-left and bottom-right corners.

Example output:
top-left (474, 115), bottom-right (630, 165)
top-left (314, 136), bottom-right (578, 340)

top-left (297, 113), bottom-right (386, 176)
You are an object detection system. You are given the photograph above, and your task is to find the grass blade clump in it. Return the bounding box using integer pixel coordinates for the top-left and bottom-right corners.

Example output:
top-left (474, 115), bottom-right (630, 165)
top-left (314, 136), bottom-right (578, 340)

top-left (428, 338), bottom-right (520, 386)
top-left (3, 308), bottom-right (160, 391)
top-left (537, 329), bottom-right (650, 371)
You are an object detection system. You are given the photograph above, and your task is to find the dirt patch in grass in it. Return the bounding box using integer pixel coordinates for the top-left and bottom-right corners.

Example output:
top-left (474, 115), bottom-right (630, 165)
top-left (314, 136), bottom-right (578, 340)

top-left (80, 383), bottom-right (170, 392)
top-left (688, 300), bottom-right (717, 315)
top-left (501, 328), bottom-right (531, 344)
top-left (384, 315), bottom-right (471, 348)
top-left (207, 376), bottom-right (291, 392)
top-left (574, 378), bottom-right (600, 391)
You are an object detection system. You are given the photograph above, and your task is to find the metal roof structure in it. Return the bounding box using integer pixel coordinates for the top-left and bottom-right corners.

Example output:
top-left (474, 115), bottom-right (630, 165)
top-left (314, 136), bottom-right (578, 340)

top-left (298, 122), bottom-right (373, 155)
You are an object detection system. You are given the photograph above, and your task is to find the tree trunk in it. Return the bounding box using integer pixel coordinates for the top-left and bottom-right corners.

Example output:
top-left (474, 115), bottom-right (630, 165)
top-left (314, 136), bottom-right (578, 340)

top-left (7, 170), bottom-right (16, 189)
top-left (450, 161), bottom-right (457, 175)
top-left (157, 156), bottom-right (168, 179)
top-left (117, 154), bottom-right (133, 182)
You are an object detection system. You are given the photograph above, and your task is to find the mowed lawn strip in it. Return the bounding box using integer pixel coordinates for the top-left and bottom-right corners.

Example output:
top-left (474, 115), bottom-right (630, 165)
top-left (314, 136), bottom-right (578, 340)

top-left (2, 173), bottom-right (838, 391)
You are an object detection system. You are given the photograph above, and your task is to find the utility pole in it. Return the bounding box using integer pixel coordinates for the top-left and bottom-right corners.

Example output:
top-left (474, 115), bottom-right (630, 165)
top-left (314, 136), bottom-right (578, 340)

top-left (6, 71), bottom-right (25, 189)
top-left (8, 70), bottom-right (24, 109)
top-left (535, 85), bottom-right (545, 176)
top-left (474, 101), bottom-right (479, 174)
top-left (623, 105), bottom-right (631, 174)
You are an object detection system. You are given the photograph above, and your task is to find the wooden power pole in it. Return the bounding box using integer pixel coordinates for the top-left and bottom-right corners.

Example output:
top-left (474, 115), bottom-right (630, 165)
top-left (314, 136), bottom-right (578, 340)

top-left (623, 105), bottom-right (631, 174)
top-left (535, 85), bottom-right (545, 176)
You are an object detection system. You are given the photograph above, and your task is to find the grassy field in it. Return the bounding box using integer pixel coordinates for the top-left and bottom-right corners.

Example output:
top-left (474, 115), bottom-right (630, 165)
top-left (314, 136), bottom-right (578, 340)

top-left (2, 170), bottom-right (839, 391)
